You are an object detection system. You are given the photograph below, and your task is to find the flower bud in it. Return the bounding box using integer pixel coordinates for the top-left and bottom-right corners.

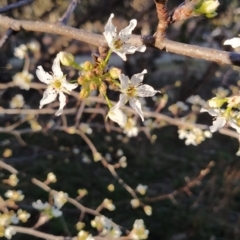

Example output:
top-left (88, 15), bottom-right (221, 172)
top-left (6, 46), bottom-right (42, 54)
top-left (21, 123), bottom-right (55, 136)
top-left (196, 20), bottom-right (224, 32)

top-left (78, 76), bottom-right (85, 85)
top-left (79, 88), bottom-right (89, 99)
top-left (84, 71), bottom-right (94, 81)
top-left (109, 67), bottom-right (121, 79)
top-left (83, 61), bottom-right (93, 71)
top-left (99, 82), bottom-right (107, 94)
top-left (58, 52), bottom-right (74, 66)
top-left (194, 0), bottom-right (219, 18)
top-left (89, 82), bottom-right (98, 90)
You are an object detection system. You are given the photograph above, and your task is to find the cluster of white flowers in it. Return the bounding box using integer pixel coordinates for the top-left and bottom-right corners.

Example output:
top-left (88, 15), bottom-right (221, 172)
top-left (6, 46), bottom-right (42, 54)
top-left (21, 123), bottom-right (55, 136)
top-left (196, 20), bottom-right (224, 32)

top-left (91, 216), bottom-right (121, 238)
top-left (178, 127), bottom-right (212, 146)
top-left (32, 199), bottom-right (62, 218)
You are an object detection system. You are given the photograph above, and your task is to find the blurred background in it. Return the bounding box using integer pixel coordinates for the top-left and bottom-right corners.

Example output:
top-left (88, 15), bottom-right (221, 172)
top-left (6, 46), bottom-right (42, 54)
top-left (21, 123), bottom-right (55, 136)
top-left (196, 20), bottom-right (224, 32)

top-left (1, 0), bottom-right (240, 239)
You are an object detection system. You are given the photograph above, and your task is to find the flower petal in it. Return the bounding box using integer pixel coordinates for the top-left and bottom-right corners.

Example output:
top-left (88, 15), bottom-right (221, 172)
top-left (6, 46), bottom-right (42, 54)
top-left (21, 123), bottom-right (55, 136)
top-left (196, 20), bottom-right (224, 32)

top-left (108, 108), bottom-right (127, 127)
top-left (52, 54), bottom-right (63, 78)
top-left (39, 87), bottom-right (57, 109)
top-left (200, 108), bottom-right (219, 117)
top-left (55, 92), bottom-right (66, 116)
top-left (137, 84), bottom-right (159, 97)
top-left (112, 50), bottom-right (127, 61)
top-left (210, 117), bottom-right (226, 132)
top-left (131, 69), bottom-right (147, 86)
top-left (119, 19), bottom-right (137, 42)
top-left (223, 37), bottom-right (240, 48)
top-left (62, 80), bottom-right (78, 91)
top-left (119, 74), bottom-right (129, 90)
top-left (36, 66), bottom-right (53, 84)
top-left (112, 93), bottom-right (128, 110)
top-left (103, 13), bottom-right (117, 46)
top-left (129, 97), bottom-right (144, 121)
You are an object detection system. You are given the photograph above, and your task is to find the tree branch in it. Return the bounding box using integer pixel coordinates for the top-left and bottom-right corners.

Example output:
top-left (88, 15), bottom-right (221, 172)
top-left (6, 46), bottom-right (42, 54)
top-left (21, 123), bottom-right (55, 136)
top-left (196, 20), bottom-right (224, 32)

top-left (0, 14), bottom-right (239, 66)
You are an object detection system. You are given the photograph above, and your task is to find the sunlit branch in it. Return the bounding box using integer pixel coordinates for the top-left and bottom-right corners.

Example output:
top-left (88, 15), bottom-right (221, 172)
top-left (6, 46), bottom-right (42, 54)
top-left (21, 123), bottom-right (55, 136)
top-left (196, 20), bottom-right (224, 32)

top-left (0, 14), bottom-right (239, 66)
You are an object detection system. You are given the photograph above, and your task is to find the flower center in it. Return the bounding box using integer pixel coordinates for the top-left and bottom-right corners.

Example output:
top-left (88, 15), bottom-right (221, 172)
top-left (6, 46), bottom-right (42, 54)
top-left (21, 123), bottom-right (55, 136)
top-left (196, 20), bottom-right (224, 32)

top-left (113, 38), bottom-right (123, 50)
top-left (126, 85), bottom-right (137, 97)
top-left (52, 79), bottom-right (62, 90)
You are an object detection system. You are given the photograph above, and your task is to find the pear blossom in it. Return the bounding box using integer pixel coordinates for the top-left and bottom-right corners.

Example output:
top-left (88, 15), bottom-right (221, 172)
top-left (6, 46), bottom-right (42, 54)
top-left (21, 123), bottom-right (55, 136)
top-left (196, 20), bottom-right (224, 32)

top-left (36, 53), bottom-right (78, 116)
top-left (112, 69), bottom-right (160, 121)
top-left (224, 37), bottom-right (240, 48)
top-left (200, 108), bottom-right (227, 132)
top-left (53, 191), bottom-right (68, 209)
top-left (130, 219), bottom-right (149, 240)
top-left (103, 13), bottom-right (146, 61)
top-left (136, 184), bottom-right (148, 195)
top-left (201, 108), bottom-right (240, 134)
top-left (10, 94), bottom-right (24, 109)
top-left (13, 70), bottom-right (33, 90)
top-left (123, 118), bottom-right (138, 137)
top-left (4, 227), bottom-right (16, 239)
top-left (32, 200), bottom-right (50, 210)
top-left (14, 44), bottom-right (27, 59)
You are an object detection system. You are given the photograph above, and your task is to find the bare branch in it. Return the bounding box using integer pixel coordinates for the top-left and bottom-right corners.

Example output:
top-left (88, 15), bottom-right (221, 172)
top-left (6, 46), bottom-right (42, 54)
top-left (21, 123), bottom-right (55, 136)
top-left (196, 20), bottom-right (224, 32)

top-left (0, 28), bottom-right (14, 48)
top-left (0, 14), bottom-right (239, 66)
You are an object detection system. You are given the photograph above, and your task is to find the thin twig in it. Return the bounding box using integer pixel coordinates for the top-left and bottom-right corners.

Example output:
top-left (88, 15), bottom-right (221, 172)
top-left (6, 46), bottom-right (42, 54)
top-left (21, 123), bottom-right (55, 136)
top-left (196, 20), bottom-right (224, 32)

top-left (0, 28), bottom-right (14, 48)
top-left (0, 0), bottom-right (35, 13)
top-left (58, 0), bottom-right (80, 25)
top-left (144, 161), bottom-right (215, 202)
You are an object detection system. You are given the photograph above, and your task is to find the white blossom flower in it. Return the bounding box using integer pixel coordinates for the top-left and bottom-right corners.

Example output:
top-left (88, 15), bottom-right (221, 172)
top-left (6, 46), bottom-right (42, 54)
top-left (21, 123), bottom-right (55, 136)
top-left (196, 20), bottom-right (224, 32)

top-left (10, 94), bottom-right (25, 109)
top-left (110, 225), bottom-right (122, 239)
top-left (201, 108), bottom-right (240, 134)
top-left (103, 198), bottom-right (115, 211)
top-left (136, 184), bottom-right (148, 195)
top-left (53, 191), bottom-right (68, 209)
top-left (32, 200), bottom-right (50, 210)
top-left (5, 190), bottom-right (24, 201)
top-left (224, 37), bottom-right (240, 48)
top-left (91, 216), bottom-right (112, 231)
top-left (14, 44), bottom-right (27, 59)
top-left (103, 13), bottom-right (146, 61)
top-left (13, 71), bottom-right (33, 90)
top-left (78, 230), bottom-right (95, 240)
top-left (51, 206), bottom-right (62, 218)
top-left (112, 69), bottom-right (159, 121)
top-left (17, 209), bottom-right (30, 223)
top-left (4, 227), bottom-right (16, 239)
top-left (46, 172), bottom-right (57, 183)
top-left (108, 107), bottom-right (127, 127)
top-left (130, 219), bottom-right (149, 240)
top-left (36, 53), bottom-right (78, 116)
top-left (123, 118), bottom-right (138, 137)
top-left (201, 108), bottom-right (227, 132)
